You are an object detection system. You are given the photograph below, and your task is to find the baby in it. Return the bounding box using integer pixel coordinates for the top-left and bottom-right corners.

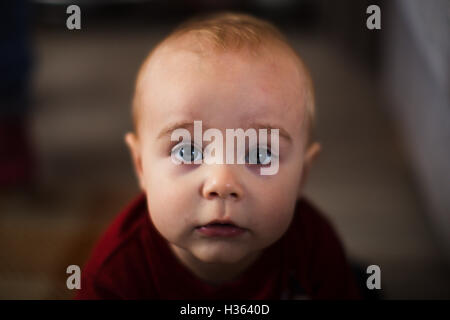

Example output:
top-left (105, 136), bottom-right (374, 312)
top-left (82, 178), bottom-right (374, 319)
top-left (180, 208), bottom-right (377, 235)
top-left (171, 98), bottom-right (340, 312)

top-left (76, 12), bottom-right (361, 299)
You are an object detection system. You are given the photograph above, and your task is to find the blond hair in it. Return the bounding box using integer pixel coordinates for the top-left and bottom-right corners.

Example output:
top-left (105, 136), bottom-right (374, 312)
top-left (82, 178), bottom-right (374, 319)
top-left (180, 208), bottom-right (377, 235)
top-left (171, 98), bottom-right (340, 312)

top-left (133, 12), bottom-right (315, 141)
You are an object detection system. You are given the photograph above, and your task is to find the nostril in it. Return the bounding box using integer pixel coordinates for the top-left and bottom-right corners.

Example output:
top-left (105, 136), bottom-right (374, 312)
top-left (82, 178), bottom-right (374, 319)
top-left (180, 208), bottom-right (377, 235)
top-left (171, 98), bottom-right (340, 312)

top-left (209, 191), bottom-right (219, 198)
top-left (205, 189), bottom-right (241, 200)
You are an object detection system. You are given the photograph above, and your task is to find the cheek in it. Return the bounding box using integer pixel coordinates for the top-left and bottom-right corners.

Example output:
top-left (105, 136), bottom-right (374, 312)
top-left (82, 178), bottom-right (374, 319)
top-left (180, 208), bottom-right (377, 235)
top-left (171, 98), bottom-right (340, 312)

top-left (254, 160), bottom-right (302, 206)
top-left (142, 159), bottom-right (199, 240)
top-left (256, 188), bottom-right (297, 240)
top-left (250, 168), bottom-right (302, 241)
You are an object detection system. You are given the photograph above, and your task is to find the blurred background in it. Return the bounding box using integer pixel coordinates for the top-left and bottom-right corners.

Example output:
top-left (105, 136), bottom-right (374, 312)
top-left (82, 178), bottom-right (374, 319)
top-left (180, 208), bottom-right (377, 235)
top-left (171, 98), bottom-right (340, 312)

top-left (0, 0), bottom-right (449, 299)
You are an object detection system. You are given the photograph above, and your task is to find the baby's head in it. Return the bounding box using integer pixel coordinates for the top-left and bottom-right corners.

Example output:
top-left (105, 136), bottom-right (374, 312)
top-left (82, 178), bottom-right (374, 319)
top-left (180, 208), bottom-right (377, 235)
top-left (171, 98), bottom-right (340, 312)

top-left (125, 12), bottom-right (321, 282)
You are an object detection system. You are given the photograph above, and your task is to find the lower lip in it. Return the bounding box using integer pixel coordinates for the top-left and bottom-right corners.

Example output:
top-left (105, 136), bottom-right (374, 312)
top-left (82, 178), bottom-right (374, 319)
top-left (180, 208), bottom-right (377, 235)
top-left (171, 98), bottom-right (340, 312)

top-left (196, 225), bottom-right (246, 238)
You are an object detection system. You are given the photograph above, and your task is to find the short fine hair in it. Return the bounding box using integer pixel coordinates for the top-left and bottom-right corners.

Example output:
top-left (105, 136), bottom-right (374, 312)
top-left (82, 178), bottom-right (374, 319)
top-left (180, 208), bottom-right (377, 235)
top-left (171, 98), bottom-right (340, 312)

top-left (132, 12), bottom-right (316, 142)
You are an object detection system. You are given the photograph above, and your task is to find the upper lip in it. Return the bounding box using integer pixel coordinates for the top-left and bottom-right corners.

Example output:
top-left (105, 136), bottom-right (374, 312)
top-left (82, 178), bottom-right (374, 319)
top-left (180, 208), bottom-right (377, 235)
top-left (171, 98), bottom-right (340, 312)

top-left (197, 219), bottom-right (243, 229)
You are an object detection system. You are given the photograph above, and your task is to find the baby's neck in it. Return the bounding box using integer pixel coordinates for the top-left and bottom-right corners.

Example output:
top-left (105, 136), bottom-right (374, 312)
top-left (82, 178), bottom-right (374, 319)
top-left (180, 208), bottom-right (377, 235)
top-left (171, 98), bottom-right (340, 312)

top-left (169, 245), bottom-right (262, 286)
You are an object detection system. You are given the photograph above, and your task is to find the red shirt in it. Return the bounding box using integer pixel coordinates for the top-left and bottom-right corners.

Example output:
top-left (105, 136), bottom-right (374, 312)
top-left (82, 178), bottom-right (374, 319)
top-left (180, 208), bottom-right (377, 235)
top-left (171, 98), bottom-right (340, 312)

top-left (75, 193), bottom-right (361, 299)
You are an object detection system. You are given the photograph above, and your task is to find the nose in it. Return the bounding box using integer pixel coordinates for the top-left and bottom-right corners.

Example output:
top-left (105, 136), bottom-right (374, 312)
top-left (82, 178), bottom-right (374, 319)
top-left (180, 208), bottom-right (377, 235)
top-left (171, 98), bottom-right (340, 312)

top-left (201, 165), bottom-right (244, 201)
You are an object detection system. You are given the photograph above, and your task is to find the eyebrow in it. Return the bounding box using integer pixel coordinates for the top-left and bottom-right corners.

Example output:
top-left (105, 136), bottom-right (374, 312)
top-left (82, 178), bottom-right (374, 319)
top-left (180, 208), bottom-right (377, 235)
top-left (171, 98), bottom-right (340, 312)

top-left (157, 121), bottom-right (196, 139)
top-left (157, 120), bottom-right (292, 142)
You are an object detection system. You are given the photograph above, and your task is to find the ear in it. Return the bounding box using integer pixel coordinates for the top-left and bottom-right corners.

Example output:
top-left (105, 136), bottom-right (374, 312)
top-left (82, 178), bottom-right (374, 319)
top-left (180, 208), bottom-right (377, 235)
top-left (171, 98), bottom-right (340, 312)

top-left (298, 142), bottom-right (321, 198)
top-left (125, 132), bottom-right (146, 191)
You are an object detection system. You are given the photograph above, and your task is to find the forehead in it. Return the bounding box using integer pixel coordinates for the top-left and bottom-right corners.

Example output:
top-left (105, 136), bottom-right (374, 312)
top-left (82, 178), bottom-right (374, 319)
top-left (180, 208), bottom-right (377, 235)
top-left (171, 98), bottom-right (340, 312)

top-left (135, 41), bottom-right (308, 139)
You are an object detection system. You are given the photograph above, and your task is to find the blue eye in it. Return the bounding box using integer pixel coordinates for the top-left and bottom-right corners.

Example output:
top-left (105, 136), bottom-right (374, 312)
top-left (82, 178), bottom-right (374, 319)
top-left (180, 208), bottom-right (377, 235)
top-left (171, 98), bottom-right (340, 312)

top-left (245, 147), bottom-right (272, 165)
top-left (171, 143), bottom-right (202, 163)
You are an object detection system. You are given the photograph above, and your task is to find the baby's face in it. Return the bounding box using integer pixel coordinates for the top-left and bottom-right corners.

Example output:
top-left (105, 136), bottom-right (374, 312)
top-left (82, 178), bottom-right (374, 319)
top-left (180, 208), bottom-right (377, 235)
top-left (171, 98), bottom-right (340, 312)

top-left (126, 41), bottom-right (319, 267)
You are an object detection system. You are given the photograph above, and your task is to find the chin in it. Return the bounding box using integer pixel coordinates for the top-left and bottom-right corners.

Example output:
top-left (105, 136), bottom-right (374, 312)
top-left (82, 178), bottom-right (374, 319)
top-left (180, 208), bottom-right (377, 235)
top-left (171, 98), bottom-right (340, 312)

top-left (194, 246), bottom-right (248, 265)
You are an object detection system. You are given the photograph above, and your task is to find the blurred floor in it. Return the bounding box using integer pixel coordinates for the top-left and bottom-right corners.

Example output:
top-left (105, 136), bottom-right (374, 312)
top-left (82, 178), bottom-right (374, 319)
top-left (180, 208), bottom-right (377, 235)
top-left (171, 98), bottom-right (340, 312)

top-left (0, 21), bottom-right (449, 299)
